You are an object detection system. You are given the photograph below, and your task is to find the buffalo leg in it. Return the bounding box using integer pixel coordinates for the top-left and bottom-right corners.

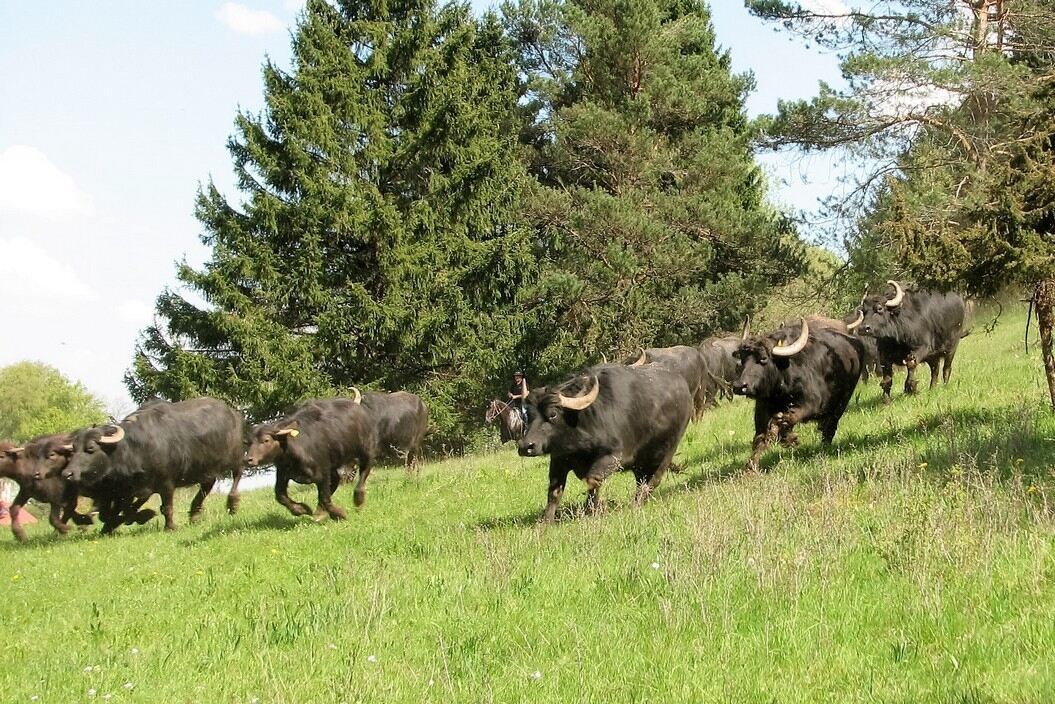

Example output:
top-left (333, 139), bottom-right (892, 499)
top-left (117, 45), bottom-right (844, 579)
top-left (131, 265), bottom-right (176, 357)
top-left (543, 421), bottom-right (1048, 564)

top-left (745, 404), bottom-right (779, 472)
top-left (315, 469), bottom-right (347, 520)
top-left (275, 470), bottom-right (311, 516)
top-left (634, 450), bottom-right (675, 506)
top-left (943, 340), bottom-right (960, 385)
top-left (47, 502), bottom-right (71, 535)
top-left (159, 483), bottom-right (177, 530)
top-left (927, 359), bottom-right (940, 389)
top-left (352, 458), bottom-right (372, 509)
top-left (880, 363), bottom-right (894, 404)
top-left (541, 462), bottom-right (570, 524)
top-left (62, 502), bottom-right (94, 527)
top-left (189, 479), bottom-right (215, 523)
top-left (227, 466), bottom-right (243, 514)
top-left (124, 496), bottom-right (156, 525)
top-left (584, 455), bottom-right (620, 514)
top-left (9, 489), bottom-right (30, 542)
top-left (904, 357), bottom-right (919, 394)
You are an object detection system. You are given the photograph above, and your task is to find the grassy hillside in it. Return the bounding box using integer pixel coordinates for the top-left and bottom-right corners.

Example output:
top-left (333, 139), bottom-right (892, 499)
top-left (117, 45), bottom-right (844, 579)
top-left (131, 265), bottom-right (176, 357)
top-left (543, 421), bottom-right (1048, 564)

top-left (3, 303), bottom-right (1055, 703)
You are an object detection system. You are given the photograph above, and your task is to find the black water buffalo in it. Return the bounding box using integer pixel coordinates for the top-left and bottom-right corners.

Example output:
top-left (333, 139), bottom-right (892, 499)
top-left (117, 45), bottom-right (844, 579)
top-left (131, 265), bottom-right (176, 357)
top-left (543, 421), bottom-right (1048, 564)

top-left (62, 398), bottom-right (245, 533)
top-left (518, 364), bottom-right (693, 523)
top-left (699, 335), bottom-right (741, 404)
top-left (245, 397), bottom-right (376, 520)
top-left (843, 309), bottom-right (880, 381)
top-left (626, 346), bottom-right (708, 419)
top-left (1, 437), bottom-right (93, 542)
top-left (359, 390), bottom-right (428, 468)
top-left (856, 281), bottom-right (966, 403)
top-left (733, 318), bottom-right (863, 471)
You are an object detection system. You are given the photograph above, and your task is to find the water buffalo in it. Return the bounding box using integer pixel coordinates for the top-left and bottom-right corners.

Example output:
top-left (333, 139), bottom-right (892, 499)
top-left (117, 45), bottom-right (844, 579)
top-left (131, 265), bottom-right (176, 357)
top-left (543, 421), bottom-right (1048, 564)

top-left (626, 346), bottom-right (709, 419)
top-left (245, 397), bottom-right (376, 520)
top-left (700, 335), bottom-right (741, 404)
top-left (733, 318), bottom-right (863, 471)
top-left (62, 398), bottom-right (245, 533)
top-left (856, 281), bottom-right (966, 403)
top-left (359, 390), bottom-right (428, 468)
top-left (1, 437), bottom-right (93, 542)
top-left (843, 309), bottom-right (880, 381)
top-left (518, 364), bottom-right (693, 523)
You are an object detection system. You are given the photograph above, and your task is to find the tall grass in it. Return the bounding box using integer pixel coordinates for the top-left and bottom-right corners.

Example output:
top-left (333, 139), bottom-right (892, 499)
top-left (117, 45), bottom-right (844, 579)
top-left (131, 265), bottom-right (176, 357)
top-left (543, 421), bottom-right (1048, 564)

top-left (2, 303), bottom-right (1054, 703)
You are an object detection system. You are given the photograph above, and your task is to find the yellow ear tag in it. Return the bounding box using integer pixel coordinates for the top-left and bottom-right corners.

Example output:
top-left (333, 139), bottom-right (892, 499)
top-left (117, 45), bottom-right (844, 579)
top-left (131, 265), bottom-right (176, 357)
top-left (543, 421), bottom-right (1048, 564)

top-left (775, 340), bottom-right (784, 347)
top-left (288, 429), bottom-right (300, 438)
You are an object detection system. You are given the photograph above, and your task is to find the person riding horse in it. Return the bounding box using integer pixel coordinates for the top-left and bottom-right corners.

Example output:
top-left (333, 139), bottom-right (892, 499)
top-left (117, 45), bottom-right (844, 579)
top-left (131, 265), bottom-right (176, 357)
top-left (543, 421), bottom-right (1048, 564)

top-left (508, 371), bottom-right (528, 425)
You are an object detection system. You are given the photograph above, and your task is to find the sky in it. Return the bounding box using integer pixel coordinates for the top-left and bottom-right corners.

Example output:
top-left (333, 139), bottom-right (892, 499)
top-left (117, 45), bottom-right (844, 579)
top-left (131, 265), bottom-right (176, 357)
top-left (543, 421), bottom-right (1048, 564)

top-left (0, 0), bottom-right (848, 413)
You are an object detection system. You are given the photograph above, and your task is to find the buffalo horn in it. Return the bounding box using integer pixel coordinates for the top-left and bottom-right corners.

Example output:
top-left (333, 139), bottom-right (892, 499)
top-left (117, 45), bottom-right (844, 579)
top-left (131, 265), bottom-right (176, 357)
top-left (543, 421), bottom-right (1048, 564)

top-left (846, 310), bottom-right (864, 330)
top-left (557, 376), bottom-right (600, 411)
top-left (741, 316), bottom-right (751, 341)
top-left (62, 444), bottom-right (74, 452)
top-left (629, 348), bottom-right (647, 367)
top-left (351, 387), bottom-right (362, 404)
top-left (885, 280), bottom-right (905, 308)
top-left (772, 318), bottom-right (810, 357)
top-left (98, 425), bottom-right (125, 445)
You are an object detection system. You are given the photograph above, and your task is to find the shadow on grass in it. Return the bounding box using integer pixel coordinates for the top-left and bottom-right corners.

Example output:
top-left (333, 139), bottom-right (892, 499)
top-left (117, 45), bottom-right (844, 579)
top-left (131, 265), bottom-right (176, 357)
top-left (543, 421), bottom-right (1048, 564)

top-left (686, 400), bottom-right (1055, 488)
top-left (183, 511), bottom-right (306, 545)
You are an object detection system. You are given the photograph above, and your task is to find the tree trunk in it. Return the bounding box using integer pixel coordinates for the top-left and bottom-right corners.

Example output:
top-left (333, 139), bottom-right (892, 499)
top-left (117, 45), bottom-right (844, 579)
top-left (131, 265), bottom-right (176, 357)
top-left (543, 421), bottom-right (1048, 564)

top-left (1034, 278), bottom-right (1055, 409)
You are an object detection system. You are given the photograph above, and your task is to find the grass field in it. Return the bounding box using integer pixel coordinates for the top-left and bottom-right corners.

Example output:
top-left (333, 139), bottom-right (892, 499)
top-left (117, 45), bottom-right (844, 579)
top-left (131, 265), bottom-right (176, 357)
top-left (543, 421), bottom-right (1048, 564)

top-left (3, 302), bottom-right (1055, 703)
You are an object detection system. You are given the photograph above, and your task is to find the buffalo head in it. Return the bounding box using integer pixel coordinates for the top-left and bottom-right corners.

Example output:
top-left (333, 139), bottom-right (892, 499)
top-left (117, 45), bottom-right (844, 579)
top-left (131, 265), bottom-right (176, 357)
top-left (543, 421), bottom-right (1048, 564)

top-left (517, 375), bottom-right (601, 457)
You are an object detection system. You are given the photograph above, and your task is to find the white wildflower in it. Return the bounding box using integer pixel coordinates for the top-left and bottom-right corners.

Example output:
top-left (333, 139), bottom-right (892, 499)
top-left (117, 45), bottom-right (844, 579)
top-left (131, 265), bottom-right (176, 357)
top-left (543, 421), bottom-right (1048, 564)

top-left (650, 562), bottom-right (660, 570)
top-left (366, 655), bottom-right (377, 663)
top-left (530, 671), bottom-right (542, 680)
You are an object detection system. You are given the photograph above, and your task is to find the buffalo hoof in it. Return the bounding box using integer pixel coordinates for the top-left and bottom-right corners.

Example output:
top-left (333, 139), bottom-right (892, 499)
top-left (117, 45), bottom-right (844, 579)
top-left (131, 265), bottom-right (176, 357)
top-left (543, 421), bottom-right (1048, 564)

top-left (135, 509), bottom-right (156, 525)
top-left (353, 491), bottom-right (366, 509)
top-left (780, 432), bottom-right (799, 449)
top-left (327, 506), bottom-right (348, 521)
top-left (881, 394), bottom-right (893, 405)
top-left (226, 495), bottom-right (241, 515)
top-left (54, 523), bottom-right (70, 535)
top-left (189, 511), bottom-right (204, 525)
top-left (72, 513), bottom-right (94, 526)
top-left (288, 502), bottom-right (312, 517)
top-left (11, 527), bottom-right (27, 543)
top-left (904, 383), bottom-right (919, 395)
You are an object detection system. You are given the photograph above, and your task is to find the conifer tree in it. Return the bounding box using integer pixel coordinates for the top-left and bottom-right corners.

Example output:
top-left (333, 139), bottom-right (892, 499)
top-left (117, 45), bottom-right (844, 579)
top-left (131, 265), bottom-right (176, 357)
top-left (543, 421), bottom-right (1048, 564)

top-left (504, 0), bottom-right (805, 375)
top-left (128, 0), bottom-right (533, 445)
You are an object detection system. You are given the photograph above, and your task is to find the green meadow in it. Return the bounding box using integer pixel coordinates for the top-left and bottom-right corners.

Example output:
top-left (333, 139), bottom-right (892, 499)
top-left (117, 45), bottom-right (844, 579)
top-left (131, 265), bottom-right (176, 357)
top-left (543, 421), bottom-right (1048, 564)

top-left (3, 302), bottom-right (1054, 703)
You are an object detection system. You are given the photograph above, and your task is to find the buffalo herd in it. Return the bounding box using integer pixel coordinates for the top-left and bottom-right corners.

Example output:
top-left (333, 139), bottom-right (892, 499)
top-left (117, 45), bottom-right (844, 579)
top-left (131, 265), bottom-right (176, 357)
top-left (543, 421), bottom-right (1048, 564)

top-left (1, 281), bottom-right (967, 539)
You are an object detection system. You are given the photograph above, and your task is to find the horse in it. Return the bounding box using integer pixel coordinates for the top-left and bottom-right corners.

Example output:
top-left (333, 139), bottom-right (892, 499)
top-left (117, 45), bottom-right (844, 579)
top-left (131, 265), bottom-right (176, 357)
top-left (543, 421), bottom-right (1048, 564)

top-left (485, 399), bottom-right (524, 443)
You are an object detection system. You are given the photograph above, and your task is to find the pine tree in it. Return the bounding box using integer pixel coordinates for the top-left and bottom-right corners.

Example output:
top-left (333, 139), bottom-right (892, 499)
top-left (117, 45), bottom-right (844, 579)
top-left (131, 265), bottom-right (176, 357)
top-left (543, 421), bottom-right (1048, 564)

top-left (504, 0), bottom-right (806, 376)
top-left (127, 0), bottom-right (534, 446)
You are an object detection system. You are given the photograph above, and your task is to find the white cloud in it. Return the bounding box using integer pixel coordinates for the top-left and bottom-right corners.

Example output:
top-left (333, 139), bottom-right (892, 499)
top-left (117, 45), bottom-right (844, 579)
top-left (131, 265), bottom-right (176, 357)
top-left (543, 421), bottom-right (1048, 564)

top-left (799, 0), bottom-right (851, 15)
top-left (0, 236), bottom-right (99, 301)
top-left (116, 299), bottom-right (154, 325)
top-left (0, 145), bottom-right (93, 218)
top-left (215, 3), bottom-right (284, 35)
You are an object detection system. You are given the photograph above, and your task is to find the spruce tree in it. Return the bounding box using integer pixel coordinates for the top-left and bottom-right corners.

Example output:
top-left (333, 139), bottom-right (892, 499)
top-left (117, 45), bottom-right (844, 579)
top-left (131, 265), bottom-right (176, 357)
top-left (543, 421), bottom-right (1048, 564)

top-left (127, 0), bottom-right (534, 445)
top-left (504, 0), bottom-right (805, 376)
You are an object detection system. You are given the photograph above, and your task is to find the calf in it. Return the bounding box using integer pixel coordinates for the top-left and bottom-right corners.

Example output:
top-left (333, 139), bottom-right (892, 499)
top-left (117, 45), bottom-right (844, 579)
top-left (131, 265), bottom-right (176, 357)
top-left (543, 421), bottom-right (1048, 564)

top-left (1, 437), bottom-right (92, 542)
top-left (246, 398), bottom-right (376, 520)
top-left (518, 364), bottom-right (692, 522)
top-left (733, 318), bottom-right (863, 471)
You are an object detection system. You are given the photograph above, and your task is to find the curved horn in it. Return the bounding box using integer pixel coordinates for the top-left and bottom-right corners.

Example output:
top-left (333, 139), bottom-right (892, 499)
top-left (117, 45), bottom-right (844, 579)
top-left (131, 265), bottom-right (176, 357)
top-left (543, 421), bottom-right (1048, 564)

top-left (885, 280), bottom-right (905, 308)
top-left (97, 425), bottom-right (125, 445)
top-left (62, 444), bottom-right (73, 452)
top-left (846, 310), bottom-right (864, 330)
top-left (741, 316), bottom-right (751, 340)
top-left (600, 352), bottom-right (608, 364)
top-left (557, 375), bottom-right (600, 411)
top-left (629, 348), bottom-right (647, 367)
top-left (772, 318), bottom-right (810, 357)
top-left (860, 284), bottom-right (869, 305)
top-left (350, 387), bottom-right (362, 404)
top-left (7, 447), bottom-right (24, 455)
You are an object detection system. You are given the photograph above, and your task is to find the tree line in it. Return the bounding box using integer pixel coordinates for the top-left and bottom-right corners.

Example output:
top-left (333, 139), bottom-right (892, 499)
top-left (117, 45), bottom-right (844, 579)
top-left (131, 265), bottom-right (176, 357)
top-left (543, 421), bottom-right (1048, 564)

top-left (125, 0), bottom-right (803, 448)
top-left (123, 0), bottom-right (1055, 447)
